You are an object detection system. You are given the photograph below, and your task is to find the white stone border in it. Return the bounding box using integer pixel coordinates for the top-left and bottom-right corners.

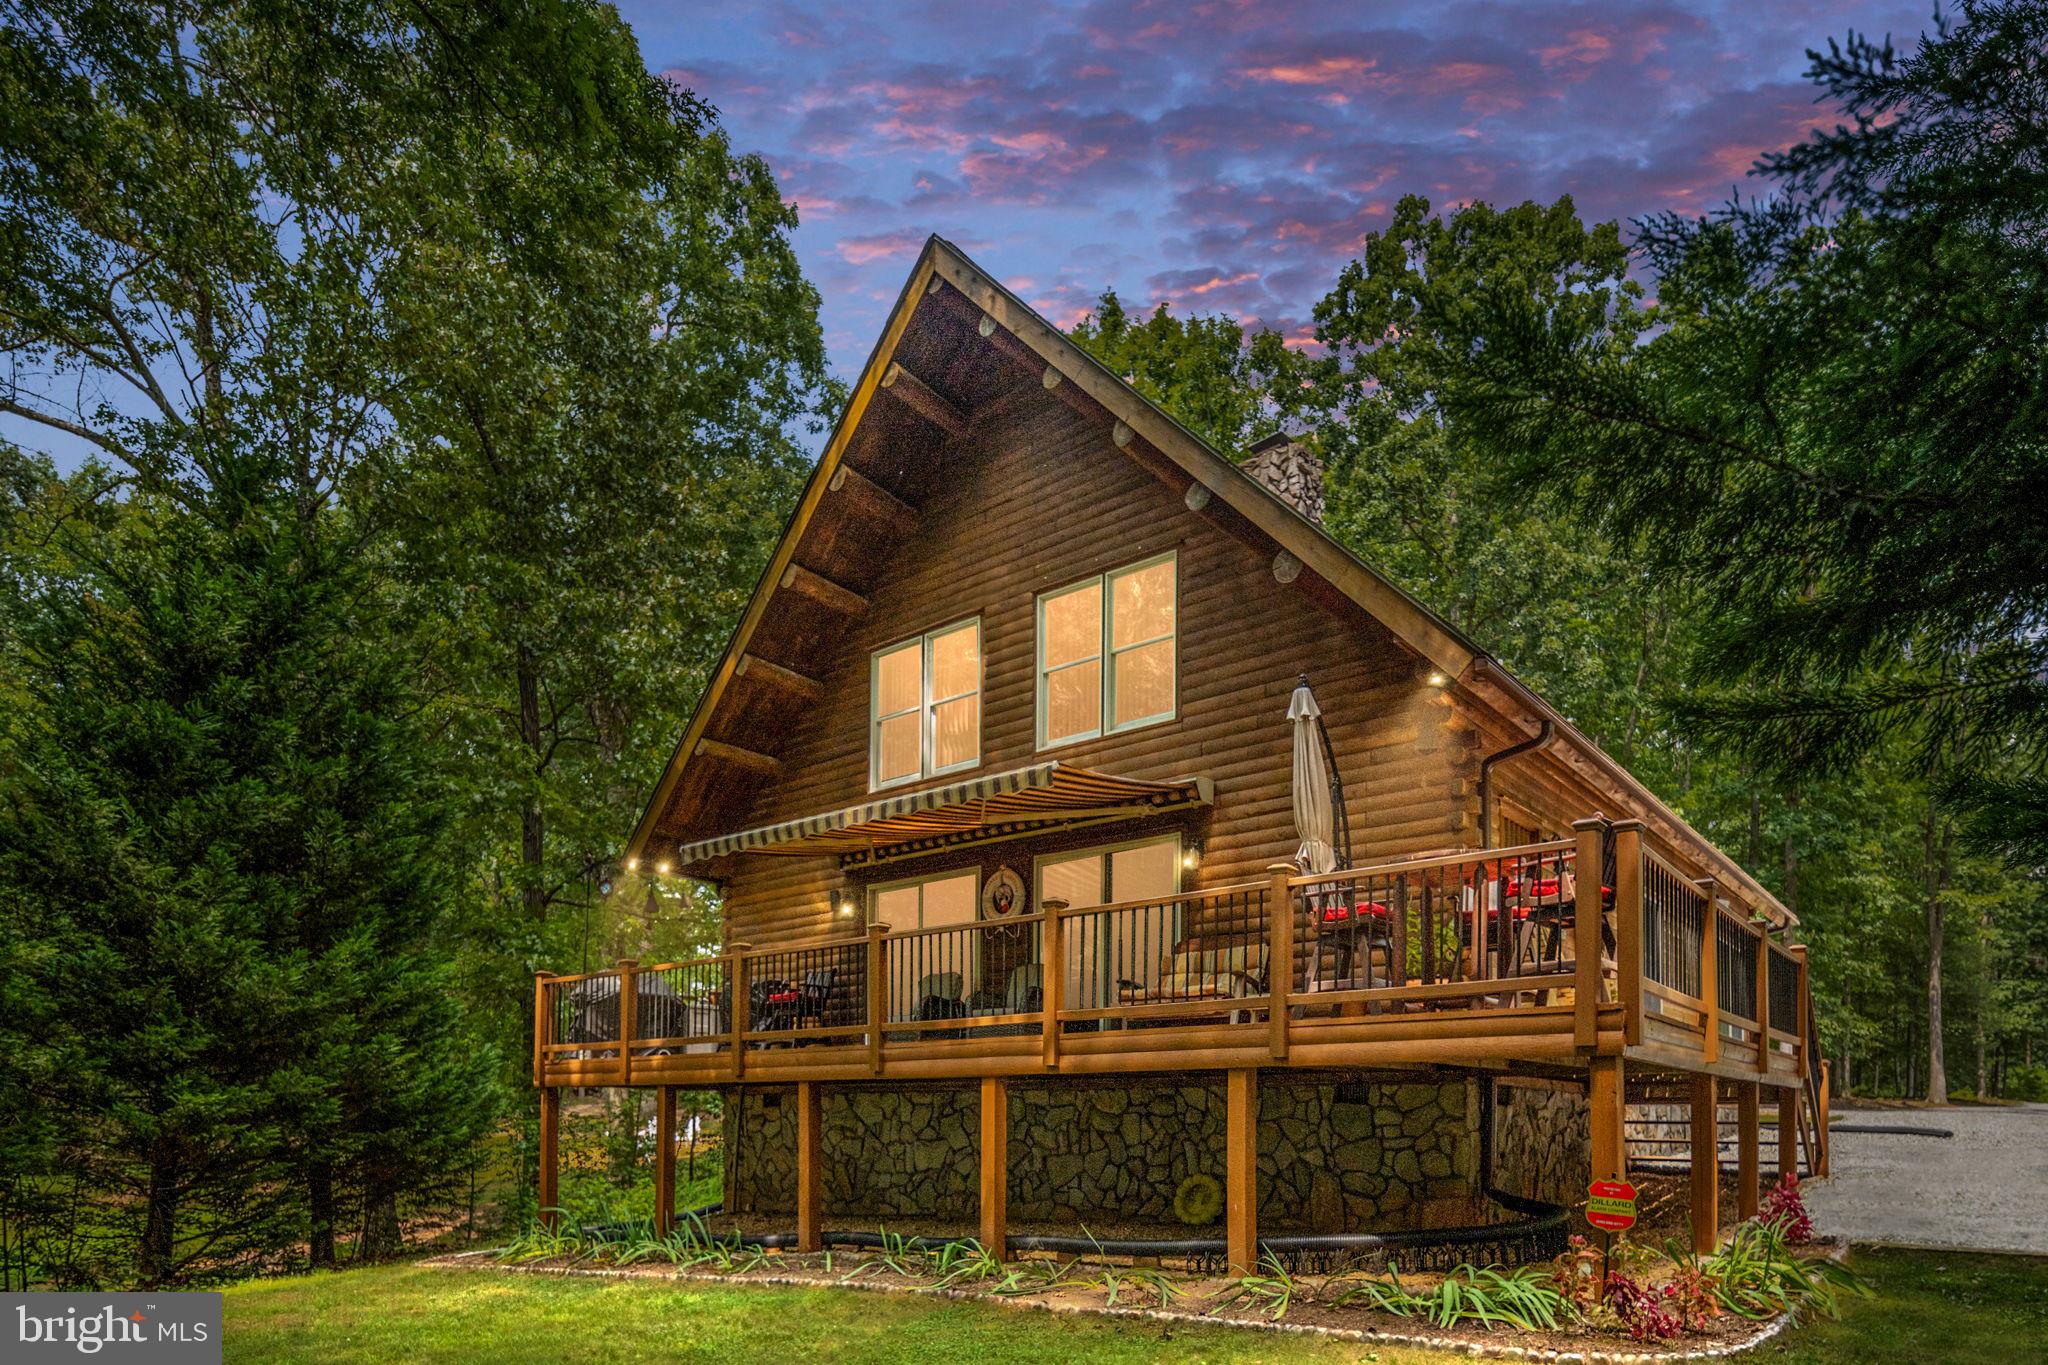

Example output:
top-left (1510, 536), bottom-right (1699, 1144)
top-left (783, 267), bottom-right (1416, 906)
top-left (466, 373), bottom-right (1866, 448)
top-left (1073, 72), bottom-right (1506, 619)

top-left (425, 1247), bottom-right (1835, 1362)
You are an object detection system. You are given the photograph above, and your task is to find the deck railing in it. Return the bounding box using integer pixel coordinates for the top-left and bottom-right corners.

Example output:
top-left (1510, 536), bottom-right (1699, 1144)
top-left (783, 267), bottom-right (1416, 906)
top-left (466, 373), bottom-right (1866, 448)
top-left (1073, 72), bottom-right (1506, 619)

top-left (532, 822), bottom-right (1816, 1101)
top-left (1054, 882), bottom-right (1272, 1029)
top-left (882, 913), bottom-right (1045, 1042)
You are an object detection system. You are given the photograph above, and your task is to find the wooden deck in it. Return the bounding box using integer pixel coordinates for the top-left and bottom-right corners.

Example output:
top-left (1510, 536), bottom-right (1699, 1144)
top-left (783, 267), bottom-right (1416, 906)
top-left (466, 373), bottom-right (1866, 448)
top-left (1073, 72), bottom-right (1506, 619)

top-left (536, 823), bottom-right (1815, 1099)
top-left (532, 820), bottom-right (1828, 1269)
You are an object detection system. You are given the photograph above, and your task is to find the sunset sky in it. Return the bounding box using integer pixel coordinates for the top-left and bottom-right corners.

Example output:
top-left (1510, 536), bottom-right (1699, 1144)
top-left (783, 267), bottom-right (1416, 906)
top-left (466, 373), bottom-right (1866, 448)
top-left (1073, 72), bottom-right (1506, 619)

top-left (621, 0), bottom-right (1935, 370)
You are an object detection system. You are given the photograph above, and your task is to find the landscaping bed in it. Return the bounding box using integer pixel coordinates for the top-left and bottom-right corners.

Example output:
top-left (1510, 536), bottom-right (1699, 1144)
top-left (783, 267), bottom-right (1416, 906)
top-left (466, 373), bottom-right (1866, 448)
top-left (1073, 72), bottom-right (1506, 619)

top-left (464, 1178), bottom-right (1861, 1358)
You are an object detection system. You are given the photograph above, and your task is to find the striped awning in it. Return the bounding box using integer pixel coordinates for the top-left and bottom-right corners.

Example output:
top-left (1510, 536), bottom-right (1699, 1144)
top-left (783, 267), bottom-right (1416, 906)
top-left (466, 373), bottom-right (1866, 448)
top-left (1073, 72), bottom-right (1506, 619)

top-left (673, 762), bottom-right (1212, 864)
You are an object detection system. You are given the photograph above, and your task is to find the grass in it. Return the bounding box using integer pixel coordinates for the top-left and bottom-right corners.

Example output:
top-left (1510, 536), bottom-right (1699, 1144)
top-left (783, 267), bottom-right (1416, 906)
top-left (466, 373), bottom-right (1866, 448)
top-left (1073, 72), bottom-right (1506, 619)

top-left (218, 1246), bottom-right (2048, 1364)
top-left (1760, 1247), bottom-right (2048, 1364)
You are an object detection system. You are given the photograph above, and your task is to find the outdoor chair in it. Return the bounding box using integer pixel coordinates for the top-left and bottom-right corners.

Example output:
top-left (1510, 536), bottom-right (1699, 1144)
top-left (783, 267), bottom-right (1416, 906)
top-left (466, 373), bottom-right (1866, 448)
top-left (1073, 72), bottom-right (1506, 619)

top-left (977, 962), bottom-right (1043, 1036)
top-left (1117, 936), bottom-right (1268, 1025)
top-left (885, 971), bottom-right (966, 1041)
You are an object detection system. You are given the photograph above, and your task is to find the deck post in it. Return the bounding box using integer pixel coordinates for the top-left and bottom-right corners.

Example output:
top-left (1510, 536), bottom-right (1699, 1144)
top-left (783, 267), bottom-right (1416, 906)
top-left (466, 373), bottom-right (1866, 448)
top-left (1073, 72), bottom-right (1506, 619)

top-left (1267, 864), bottom-right (1295, 1060)
top-left (537, 1086), bottom-right (560, 1230)
top-left (532, 971), bottom-right (551, 1088)
top-left (867, 921), bottom-right (889, 1076)
top-left (1792, 943), bottom-right (1810, 1084)
top-left (1589, 1054), bottom-right (1626, 1187)
top-left (1690, 1073), bottom-right (1720, 1254)
top-left (979, 1076), bottom-right (1008, 1259)
top-left (1041, 900), bottom-right (1067, 1070)
top-left (1735, 1080), bottom-right (1760, 1221)
top-left (1698, 880), bottom-right (1719, 1065)
top-left (1776, 1086), bottom-right (1799, 1183)
top-left (617, 958), bottom-right (638, 1087)
top-left (1225, 1068), bottom-right (1258, 1276)
top-left (1754, 929), bottom-right (1771, 1076)
top-left (655, 1084), bottom-right (676, 1237)
top-left (797, 1080), bottom-right (824, 1253)
top-left (730, 944), bottom-right (752, 1081)
top-left (1610, 821), bottom-right (1646, 1046)
top-left (1571, 819), bottom-right (1607, 1051)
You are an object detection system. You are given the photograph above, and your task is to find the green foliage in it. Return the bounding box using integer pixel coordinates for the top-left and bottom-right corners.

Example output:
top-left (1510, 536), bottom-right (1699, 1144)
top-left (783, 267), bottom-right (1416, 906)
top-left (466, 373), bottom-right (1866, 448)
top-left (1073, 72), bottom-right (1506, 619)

top-left (0, 0), bottom-right (820, 1290)
top-left (1071, 291), bottom-right (1330, 451)
top-left (1206, 1249), bottom-right (1297, 1320)
top-left (1326, 1263), bottom-right (1567, 1331)
top-left (927, 1238), bottom-right (1006, 1287)
top-left (1702, 1217), bottom-right (1870, 1323)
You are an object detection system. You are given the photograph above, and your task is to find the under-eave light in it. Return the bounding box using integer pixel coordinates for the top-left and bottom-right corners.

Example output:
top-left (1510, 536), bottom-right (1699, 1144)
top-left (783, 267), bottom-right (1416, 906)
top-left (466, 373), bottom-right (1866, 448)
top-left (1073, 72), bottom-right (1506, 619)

top-left (656, 860), bottom-right (672, 877)
top-left (625, 856), bottom-right (639, 872)
top-left (1426, 671), bottom-right (1449, 688)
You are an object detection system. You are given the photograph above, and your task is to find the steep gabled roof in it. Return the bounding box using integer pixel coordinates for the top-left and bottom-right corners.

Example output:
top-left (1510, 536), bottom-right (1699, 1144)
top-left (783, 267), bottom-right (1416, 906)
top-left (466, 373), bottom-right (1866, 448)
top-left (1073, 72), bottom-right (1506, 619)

top-left (628, 237), bottom-right (1792, 926)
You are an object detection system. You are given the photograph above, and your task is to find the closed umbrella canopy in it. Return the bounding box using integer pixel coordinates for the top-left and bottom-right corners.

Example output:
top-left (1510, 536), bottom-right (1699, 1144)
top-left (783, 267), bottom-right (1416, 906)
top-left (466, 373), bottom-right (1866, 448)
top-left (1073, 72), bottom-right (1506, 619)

top-left (1289, 680), bottom-right (1337, 874)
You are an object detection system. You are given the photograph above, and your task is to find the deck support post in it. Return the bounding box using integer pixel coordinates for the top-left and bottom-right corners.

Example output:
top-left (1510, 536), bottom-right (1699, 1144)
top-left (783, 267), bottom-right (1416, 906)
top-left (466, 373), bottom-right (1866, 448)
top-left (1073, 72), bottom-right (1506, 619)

top-left (1589, 1054), bottom-right (1626, 1187)
top-left (532, 971), bottom-right (551, 1087)
top-left (655, 1085), bottom-right (676, 1237)
top-left (1776, 1086), bottom-right (1799, 1183)
top-left (1610, 821), bottom-right (1645, 1046)
top-left (1267, 864), bottom-right (1295, 1060)
top-left (1570, 819), bottom-right (1607, 1051)
top-left (979, 1077), bottom-right (1008, 1259)
top-left (617, 958), bottom-right (638, 1087)
top-left (1697, 880), bottom-right (1720, 1064)
top-left (1690, 1073), bottom-right (1721, 1255)
top-left (868, 921), bottom-right (889, 1075)
top-left (1041, 900), bottom-right (1067, 1070)
top-left (1225, 1068), bottom-right (1258, 1276)
top-left (1735, 1080), bottom-right (1760, 1222)
top-left (730, 944), bottom-right (752, 1082)
top-left (797, 1081), bottom-right (824, 1253)
top-left (1754, 930), bottom-right (1771, 1077)
top-left (537, 1087), bottom-right (560, 1230)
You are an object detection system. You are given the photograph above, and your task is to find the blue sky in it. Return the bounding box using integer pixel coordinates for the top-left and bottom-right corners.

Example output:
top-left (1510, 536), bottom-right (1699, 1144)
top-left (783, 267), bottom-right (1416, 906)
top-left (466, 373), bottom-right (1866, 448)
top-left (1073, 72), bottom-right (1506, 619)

top-left (622, 0), bottom-right (1934, 370)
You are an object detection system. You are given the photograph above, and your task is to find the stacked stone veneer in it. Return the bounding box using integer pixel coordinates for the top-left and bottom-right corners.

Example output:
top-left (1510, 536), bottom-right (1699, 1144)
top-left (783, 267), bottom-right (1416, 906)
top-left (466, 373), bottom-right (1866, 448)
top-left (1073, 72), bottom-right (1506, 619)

top-left (1491, 1081), bottom-right (1591, 1208)
top-left (726, 1073), bottom-right (1489, 1233)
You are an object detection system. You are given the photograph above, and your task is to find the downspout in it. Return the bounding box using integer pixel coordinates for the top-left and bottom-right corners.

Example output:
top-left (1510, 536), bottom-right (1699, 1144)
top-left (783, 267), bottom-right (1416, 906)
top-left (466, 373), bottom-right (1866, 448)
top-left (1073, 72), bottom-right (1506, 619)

top-left (1478, 720), bottom-right (1554, 849)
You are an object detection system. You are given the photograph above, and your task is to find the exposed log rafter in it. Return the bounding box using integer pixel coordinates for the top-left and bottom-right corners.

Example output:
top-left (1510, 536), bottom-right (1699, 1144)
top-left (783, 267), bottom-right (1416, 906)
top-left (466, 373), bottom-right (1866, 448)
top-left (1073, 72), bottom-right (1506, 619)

top-left (735, 653), bottom-right (824, 702)
top-left (779, 563), bottom-right (869, 616)
top-left (973, 310), bottom-right (1098, 420)
top-left (827, 463), bottom-right (919, 535)
top-left (694, 737), bottom-right (782, 775)
top-left (879, 361), bottom-right (970, 438)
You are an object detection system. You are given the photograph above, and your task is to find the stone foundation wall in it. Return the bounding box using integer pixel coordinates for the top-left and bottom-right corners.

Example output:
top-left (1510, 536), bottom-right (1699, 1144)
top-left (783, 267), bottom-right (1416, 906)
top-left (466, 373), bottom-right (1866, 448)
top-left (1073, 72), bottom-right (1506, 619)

top-left (728, 1073), bottom-right (1483, 1233)
top-left (1491, 1080), bottom-right (1589, 1207)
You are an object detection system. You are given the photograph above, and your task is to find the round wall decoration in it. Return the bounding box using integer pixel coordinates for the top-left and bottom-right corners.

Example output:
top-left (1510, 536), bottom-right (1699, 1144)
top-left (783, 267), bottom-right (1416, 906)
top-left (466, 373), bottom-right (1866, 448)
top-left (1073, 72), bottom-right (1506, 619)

top-left (981, 866), bottom-right (1026, 921)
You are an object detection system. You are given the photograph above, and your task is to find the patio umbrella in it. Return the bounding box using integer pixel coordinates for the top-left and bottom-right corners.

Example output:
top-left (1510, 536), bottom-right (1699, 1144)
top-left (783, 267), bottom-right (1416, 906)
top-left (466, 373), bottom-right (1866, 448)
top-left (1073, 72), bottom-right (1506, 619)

top-left (1288, 679), bottom-right (1338, 874)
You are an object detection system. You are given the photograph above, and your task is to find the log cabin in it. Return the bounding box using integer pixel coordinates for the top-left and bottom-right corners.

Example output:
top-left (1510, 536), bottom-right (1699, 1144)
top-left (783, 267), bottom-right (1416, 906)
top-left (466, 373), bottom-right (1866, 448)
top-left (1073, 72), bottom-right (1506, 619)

top-left (532, 237), bottom-right (1829, 1271)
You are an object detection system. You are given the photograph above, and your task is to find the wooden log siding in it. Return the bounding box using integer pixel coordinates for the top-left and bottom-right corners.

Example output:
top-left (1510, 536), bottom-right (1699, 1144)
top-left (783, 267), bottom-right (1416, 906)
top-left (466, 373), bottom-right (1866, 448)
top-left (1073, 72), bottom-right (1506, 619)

top-left (712, 393), bottom-right (1474, 949)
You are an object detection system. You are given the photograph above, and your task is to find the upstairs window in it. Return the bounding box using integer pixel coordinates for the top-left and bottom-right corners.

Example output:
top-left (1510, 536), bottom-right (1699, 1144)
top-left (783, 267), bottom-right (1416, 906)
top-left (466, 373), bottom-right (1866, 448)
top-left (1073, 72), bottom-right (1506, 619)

top-left (1037, 552), bottom-right (1177, 748)
top-left (870, 618), bottom-right (981, 789)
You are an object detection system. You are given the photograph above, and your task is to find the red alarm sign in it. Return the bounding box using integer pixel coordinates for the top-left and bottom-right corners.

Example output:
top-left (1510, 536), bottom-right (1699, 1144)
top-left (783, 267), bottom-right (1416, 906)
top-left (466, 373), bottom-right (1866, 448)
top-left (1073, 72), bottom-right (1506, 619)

top-left (1585, 1179), bottom-right (1638, 1233)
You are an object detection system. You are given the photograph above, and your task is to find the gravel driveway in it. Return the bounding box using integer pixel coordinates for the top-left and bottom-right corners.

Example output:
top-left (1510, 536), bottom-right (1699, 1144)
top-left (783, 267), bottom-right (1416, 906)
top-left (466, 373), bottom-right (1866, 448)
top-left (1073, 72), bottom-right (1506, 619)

top-left (1806, 1103), bottom-right (2048, 1253)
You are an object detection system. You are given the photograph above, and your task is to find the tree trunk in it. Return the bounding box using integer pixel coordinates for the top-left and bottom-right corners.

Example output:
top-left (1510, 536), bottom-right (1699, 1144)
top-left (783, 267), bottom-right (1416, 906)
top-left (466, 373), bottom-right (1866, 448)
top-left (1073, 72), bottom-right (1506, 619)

top-left (308, 1162), bottom-right (337, 1269)
top-left (360, 1175), bottom-right (402, 1261)
top-left (139, 1142), bottom-right (180, 1289)
top-left (1923, 804), bottom-right (1952, 1104)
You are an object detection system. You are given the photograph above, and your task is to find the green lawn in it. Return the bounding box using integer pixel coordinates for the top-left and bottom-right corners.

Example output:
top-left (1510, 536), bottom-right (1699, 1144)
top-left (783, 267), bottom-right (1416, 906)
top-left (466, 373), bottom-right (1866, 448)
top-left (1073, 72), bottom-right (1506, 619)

top-left (219, 1246), bottom-right (2048, 1364)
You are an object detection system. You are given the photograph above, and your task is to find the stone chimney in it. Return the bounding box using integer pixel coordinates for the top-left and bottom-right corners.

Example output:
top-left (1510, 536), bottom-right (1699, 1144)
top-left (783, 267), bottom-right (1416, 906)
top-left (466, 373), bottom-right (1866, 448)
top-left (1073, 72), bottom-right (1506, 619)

top-left (1242, 431), bottom-right (1324, 523)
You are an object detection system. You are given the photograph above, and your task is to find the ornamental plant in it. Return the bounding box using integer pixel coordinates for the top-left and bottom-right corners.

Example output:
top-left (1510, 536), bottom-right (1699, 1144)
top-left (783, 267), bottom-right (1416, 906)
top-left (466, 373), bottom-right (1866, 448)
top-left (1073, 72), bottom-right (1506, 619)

top-left (1604, 1271), bottom-right (1685, 1342)
top-left (1759, 1173), bottom-right (1814, 1245)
